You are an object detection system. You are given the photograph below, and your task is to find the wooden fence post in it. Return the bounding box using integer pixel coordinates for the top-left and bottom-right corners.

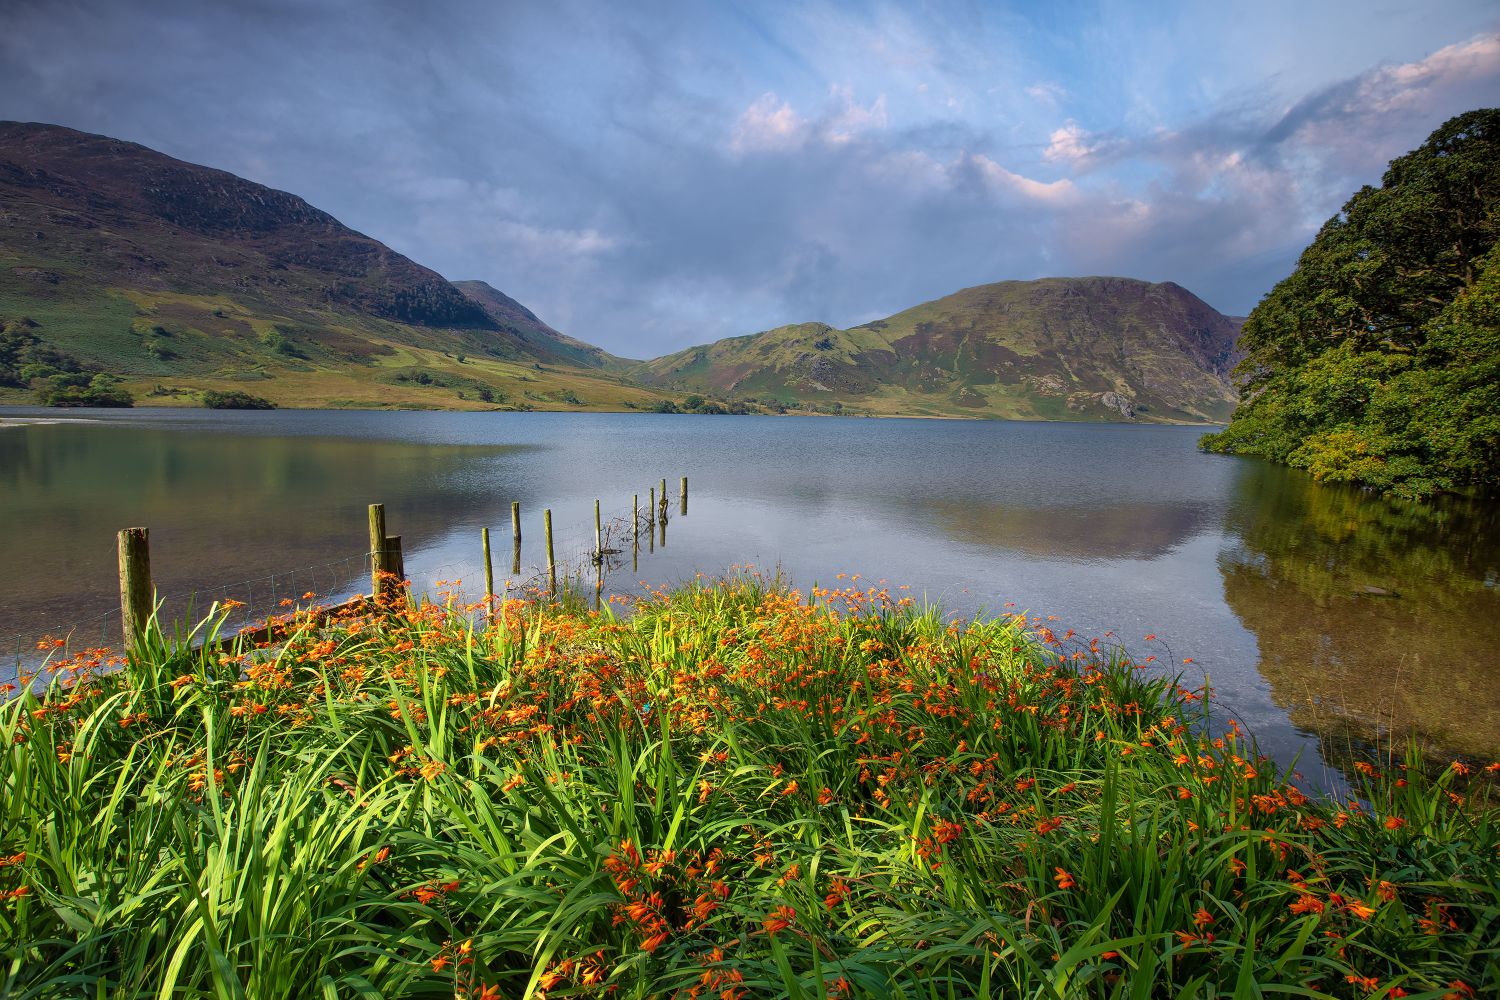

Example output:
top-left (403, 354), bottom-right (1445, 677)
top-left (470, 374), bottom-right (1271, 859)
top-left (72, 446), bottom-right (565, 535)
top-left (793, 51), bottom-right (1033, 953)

top-left (511, 501), bottom-right (523, 575)
top-left (594, 499), bottom-right (602, 562)
top-left (648, 487), bottom-right (655, 552)
top-left (384, 536), bottom-right (404, 592)
top-left (544, 508), bottom-right (556, 597)
top-left (368, 503), bottom-right (388, 595)
top-left (659, 479), bottom-right (667, 524)
top-left (633, 493), bottom-right (639, 572)
top-left (681, 476), bottom-right (688, 515)
top-left (482, 527), bottom-right (494, 604)
top-left (117, 527), bottom-right (152, 655)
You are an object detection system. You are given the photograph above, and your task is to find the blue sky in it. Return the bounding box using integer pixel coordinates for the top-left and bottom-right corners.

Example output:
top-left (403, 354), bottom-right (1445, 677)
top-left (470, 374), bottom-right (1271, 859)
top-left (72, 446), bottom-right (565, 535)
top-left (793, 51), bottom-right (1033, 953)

top-left (2, 0), bottom-right (1497, 357)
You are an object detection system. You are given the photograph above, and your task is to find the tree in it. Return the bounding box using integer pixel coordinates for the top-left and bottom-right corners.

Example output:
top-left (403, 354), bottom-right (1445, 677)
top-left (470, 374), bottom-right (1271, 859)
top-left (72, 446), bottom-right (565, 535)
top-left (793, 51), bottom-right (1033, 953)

top-left (1202, 109), bottom-right (1500, 497)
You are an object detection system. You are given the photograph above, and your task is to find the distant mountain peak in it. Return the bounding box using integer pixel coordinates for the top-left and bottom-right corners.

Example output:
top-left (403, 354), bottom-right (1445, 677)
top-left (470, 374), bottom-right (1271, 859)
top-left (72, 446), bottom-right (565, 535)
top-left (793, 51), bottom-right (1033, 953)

top-left (629, 276), bottom-right (1242, 423)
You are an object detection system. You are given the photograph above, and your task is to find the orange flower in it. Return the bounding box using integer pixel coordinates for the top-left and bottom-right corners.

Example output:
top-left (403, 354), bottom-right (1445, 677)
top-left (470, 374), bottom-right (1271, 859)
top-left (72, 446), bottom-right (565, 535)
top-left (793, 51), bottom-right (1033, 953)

top-left (1384, 816), bottom-right (1406, 830)
top-left (1288, 895), bottom-right (1324, 915)
top-left (761, 905), bottom-right (796, 936)
top-left (1192, 907), bottom-right (1214, 929)
top-left (1053, 867), bottom-right (1075, 890)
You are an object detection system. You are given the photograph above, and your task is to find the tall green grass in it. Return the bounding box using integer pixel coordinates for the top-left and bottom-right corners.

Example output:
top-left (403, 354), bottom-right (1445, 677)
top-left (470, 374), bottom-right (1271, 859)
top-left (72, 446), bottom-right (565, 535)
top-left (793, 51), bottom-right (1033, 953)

top-left (1, 577), bottom-right (1495, 998)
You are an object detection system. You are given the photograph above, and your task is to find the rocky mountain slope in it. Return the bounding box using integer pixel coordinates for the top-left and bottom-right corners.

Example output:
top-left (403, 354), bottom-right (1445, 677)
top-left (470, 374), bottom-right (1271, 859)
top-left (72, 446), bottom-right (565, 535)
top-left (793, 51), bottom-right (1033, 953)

top-left (0, 121), bottom-right (652, 409)
top-left (631, 278), bottom-right (1243, 422)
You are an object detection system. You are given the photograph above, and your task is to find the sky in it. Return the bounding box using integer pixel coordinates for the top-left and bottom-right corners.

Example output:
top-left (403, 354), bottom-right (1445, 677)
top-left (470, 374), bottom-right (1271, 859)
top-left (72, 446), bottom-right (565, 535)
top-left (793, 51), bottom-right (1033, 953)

top-left (2, 1), bottom-right (1498, 358)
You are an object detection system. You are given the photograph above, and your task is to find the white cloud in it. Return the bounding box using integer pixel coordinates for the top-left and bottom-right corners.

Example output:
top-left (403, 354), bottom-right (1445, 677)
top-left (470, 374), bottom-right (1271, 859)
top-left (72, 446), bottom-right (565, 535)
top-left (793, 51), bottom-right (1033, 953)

top-left (728, 93), bottom-right (808, 153)
top-left (493, 220), bottom-right (622, 258)
top-left (967, 153), bottom-right (1077, 204)
top-left (728, 86), bottom-right (889, 154)
top-left (1024, 81), bottom-right (1067, 108)
top-left (1042, 121), bottom-right (1099, 168)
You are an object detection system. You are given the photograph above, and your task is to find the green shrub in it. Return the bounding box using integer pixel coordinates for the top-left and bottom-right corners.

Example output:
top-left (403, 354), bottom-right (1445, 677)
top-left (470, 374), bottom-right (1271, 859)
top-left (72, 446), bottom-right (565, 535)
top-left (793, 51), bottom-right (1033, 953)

top-left (202, 389), bottom-right (276, 410)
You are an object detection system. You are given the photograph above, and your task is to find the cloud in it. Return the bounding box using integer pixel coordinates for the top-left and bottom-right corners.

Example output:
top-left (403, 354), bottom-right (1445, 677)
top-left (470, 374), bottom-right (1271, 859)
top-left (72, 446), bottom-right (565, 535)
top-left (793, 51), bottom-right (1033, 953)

top-left (728, 85), bottom-right (889, 154)
top-left (1042, 121), bottom-right (1098, 168)
top-left (1, 1), bottom-right (1497, 357)
top-left (729, 93), bottom-right (807, 153)
top-left (1024, 81), bottom-right (1067, 108)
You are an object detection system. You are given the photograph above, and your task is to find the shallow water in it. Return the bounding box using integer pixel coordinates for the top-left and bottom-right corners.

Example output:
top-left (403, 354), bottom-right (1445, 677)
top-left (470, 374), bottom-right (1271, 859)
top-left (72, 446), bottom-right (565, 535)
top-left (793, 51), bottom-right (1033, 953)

top-left (3, 406), bottom-right (1497, 790)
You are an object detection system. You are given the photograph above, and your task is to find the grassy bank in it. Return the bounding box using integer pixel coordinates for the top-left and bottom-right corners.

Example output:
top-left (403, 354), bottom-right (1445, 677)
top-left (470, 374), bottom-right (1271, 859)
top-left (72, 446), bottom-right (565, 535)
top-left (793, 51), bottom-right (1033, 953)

top-left (2, 578), bottom-right (1496, 998)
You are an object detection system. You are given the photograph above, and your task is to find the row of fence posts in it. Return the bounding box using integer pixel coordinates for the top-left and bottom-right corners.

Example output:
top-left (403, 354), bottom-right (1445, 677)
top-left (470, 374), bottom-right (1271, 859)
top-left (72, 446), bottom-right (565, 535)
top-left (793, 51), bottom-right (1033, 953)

top-left (112, 478), bottom-right (690, 656)
top-left (478, 476), bottom-right (688, 611)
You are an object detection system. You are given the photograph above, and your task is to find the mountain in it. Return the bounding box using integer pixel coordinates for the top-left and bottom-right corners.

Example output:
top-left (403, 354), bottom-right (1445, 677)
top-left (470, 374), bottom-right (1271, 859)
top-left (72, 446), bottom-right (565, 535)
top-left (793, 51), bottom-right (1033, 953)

top-left (630, 277), bottom-right (1243, 422)
top-left (452, 280), bottom-right (625, 370)
top-left (0, 121), bottom-right (658, 410)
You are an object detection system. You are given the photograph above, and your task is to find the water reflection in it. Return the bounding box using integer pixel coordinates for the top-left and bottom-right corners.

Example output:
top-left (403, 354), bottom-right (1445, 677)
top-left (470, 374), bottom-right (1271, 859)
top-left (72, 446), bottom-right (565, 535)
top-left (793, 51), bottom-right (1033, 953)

top-left (928, 498), bottom-right (1213, 561)
top-left (3, 408), bottom-right (1497, 783)
top-left (1219, 462), bottom-right (1500, 762)
top-left (0, 422), bottom-right (527, 641)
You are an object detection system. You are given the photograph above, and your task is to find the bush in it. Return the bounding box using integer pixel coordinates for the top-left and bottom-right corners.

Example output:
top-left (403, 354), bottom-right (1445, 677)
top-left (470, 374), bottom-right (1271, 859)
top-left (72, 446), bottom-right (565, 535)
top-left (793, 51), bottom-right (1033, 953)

top-left (202, 390), bottom-right (276, 410)
top-left (40, 372), bottom-right (133, 408)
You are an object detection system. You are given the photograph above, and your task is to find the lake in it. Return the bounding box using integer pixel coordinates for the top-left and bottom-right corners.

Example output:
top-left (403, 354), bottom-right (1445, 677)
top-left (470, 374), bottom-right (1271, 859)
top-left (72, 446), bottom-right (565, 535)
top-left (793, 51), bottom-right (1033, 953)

top-left (2, 406), bottom-right (1497, 792)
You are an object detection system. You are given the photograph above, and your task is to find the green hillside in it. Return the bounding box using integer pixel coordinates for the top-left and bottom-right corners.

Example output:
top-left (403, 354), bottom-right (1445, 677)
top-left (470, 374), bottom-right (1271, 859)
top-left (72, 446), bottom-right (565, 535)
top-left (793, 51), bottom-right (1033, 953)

top-left (0, 122), bottom-right (662, 411)
top-left (630, 277), bottom-right (1242, 422)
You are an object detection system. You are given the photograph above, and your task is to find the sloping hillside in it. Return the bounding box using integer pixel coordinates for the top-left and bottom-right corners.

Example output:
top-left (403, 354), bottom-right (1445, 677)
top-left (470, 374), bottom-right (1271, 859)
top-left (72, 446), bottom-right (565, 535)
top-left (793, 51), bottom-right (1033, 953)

top-left (632, 278), bottom-right (1243, 422)
top-left (0, 121), bottom-right (655, 409)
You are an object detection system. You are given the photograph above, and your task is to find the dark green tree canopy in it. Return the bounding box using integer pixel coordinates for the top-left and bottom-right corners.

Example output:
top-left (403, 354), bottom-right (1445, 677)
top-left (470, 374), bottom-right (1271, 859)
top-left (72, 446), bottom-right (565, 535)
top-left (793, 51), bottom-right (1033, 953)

top-left (1203, 109), bottom-right (1500, 498)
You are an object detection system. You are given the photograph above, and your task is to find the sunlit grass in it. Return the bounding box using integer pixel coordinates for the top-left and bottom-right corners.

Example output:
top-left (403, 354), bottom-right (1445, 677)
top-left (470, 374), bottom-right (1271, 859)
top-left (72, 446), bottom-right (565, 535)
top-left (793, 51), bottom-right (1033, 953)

top-left (2, 576), bottom-right (1496, 997)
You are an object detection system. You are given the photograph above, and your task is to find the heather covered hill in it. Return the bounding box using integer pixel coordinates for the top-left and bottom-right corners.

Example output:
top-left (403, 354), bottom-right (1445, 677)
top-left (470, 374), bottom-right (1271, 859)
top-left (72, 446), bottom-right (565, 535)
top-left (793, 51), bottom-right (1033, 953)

top-left (630, 277), bottom-right (1243, 423)
top-left (0, 122), bottom-right (659, 409)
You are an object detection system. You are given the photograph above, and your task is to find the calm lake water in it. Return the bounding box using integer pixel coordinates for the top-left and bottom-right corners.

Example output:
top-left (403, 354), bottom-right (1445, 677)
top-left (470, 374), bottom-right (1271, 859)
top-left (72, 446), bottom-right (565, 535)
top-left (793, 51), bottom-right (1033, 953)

top-left (3, 406), bottom-right (1497, 792)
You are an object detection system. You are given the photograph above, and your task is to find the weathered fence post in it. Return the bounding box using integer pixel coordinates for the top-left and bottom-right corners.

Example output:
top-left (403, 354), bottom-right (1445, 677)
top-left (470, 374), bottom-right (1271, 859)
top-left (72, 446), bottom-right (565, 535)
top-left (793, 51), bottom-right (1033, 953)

top-left (512, 501), bottom-right (522, 575)
top-left (384, 535), bottom-right (404, 590)
top-left (544, 508), bottom-right (556, 597)
top-left (482, 527), bottom-right (494, 607)
top-left (367, 503), bottom-right (388, 596)
top-left (681, 476), bottom-right (688, 515)
top-left (659, 479), bottom-right (667, 524)
top-left (595, 499), bottom-right (603, 563)
top-left (633, 493), bottom-right (640, 572)
top-left (117, 527), bottom-right (152, 655)
top-left (648, 487), bottom-right (655, 552)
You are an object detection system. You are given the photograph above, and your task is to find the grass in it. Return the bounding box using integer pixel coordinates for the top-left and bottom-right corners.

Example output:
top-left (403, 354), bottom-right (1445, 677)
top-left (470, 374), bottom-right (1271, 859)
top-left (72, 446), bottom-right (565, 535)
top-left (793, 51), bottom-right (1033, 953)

top-left (2, 576), bottom-right (1497, 998)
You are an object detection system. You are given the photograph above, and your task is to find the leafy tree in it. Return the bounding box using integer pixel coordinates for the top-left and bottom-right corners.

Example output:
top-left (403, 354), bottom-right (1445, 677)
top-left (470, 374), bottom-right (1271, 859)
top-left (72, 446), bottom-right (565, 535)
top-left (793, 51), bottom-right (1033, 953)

top-left (41, 373), bottom-right (134, 407)
top-left (1203, 109), bottom-right (1500, 497)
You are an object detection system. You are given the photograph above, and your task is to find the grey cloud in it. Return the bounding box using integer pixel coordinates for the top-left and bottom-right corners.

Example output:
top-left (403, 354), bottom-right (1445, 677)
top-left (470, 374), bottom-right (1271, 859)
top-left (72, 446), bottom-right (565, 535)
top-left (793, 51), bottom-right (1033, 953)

top-left (1, 1), bottom-right (1496, 356)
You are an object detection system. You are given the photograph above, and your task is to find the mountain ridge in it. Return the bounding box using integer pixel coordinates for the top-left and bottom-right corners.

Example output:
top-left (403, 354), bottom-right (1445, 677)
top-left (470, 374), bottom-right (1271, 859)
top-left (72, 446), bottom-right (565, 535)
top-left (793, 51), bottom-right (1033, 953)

top-left (630, 276), bottom-right (1244, 422)
top-left (3, 121), bottom-right (1241, 421)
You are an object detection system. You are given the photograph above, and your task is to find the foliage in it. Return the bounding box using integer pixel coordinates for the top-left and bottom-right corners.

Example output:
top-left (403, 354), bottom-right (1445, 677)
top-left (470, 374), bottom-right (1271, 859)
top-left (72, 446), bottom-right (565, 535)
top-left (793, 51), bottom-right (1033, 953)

top-left (1203, 109), bottom-right (1500, 498)
top-left (202, 389), bottom-right (276, 410)
top-left (3, 578), bottom-right (1497, 997)
top-left (38, 371), bottom-right (134, 407)
top-left (0, 317), bottom-right (85, 388)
